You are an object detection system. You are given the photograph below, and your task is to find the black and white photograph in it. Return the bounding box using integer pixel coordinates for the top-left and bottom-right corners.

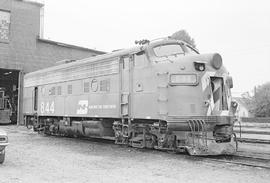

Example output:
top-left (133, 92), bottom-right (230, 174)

top-left (0, 0), bottom-right (270, 182)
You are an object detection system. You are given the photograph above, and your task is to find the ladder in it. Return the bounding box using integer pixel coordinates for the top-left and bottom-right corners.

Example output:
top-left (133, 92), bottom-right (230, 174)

top-left (156, 72), bottom-right (169, 118)
top-left (187, 119), bottom-right (208, 150)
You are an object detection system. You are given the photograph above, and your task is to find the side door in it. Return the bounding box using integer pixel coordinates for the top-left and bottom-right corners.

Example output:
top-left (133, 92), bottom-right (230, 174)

top-left (0, 91), bottom-right (4, 109)
top-left (119, 55), bottom-right (134, 117)
top-left (33, 86), bottom-right (38, 113)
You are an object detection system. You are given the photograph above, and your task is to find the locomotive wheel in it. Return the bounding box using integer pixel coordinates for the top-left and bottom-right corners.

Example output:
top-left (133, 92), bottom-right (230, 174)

top-left (0, 150), bottom-right (5, 164)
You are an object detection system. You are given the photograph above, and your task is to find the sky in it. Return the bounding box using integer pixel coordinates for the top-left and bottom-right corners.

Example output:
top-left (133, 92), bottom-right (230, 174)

top-left (41, 0), bottom-right (270, 96)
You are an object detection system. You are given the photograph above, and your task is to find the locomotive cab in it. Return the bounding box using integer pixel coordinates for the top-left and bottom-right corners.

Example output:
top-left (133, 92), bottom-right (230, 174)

top-left (142, 39), bottom-right (237, 155)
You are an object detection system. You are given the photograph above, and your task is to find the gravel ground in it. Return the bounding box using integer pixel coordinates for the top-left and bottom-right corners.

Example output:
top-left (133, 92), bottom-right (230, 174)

top-left (0, 125), bottom-right (270, 183)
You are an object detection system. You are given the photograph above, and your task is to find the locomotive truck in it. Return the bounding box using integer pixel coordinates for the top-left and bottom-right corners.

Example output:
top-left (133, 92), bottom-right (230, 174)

top-left (23, 37), bottom-right (237, 155)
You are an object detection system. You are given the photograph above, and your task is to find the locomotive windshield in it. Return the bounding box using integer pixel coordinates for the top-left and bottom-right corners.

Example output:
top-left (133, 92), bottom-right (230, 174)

top-left (185, 45), bottom-right (199, 54)
top-left (153, 44), bottom-right (184, 57)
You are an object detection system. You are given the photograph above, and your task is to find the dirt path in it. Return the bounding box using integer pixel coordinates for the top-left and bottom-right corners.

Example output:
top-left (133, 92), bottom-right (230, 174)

top-left (0, 125), bottom-right (269, 183)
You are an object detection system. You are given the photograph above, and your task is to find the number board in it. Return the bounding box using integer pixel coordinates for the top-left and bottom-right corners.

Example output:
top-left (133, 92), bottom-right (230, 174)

top-left (40, 101), bottom-right (55, 114)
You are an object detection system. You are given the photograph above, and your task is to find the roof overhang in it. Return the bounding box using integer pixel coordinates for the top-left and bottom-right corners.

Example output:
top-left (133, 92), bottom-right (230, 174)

top-left (37, 37), bottom-right (106, 55)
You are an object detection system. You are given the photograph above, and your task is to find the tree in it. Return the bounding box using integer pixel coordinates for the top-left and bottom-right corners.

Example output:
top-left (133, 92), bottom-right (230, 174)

top-left (170, 30), bottom-right (196, 48)
top-left (251, 82), bottom-right (270, 117)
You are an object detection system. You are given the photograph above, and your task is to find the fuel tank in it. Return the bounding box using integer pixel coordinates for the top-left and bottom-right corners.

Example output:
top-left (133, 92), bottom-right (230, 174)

top-left (58, 120), bottom-right (114, 137)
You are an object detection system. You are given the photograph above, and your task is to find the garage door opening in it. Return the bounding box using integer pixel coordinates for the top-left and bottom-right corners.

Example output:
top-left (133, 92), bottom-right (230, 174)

top-left (0, 68), bottom-right (20, 124)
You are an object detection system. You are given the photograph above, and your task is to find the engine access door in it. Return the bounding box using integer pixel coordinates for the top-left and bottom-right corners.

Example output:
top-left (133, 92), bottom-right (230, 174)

top-left (120, 56), bottom-right (133, 117)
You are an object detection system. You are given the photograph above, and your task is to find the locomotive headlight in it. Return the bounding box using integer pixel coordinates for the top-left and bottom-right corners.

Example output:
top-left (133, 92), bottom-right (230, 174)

top-left (198, 65), bottom-right (204, 71)
top-left (194, 61), bottom-right (205, 71)
top-left (211, 53), bottom-right (223, 69)
top-left (170, 74), bottom-right (197, 85)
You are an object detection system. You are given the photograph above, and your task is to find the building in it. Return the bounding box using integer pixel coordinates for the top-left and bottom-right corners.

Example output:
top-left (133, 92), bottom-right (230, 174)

top-left (0, 0), bottom-right (105, 124)
top-left (233, 97), bottom-right (252, 118)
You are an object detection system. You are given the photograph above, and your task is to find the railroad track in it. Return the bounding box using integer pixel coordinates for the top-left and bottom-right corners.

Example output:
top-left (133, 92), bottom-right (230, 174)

top-left (237, 138), bottom-right (270, 144)
top-left (83, 136), bottom-right (270, 169)
top-left (234, 118), bottom-right (270, 145)
top-left (202, 152), bottom-right (270, 170)
top-left (33, 128), bottom-right (270, 169)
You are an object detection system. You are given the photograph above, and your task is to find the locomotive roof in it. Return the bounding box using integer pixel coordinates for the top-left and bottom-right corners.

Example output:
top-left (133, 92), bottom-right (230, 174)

top-left (25, 44), bottom-right (145, 78)
top-left (24, 38), bottom-right (197, 87)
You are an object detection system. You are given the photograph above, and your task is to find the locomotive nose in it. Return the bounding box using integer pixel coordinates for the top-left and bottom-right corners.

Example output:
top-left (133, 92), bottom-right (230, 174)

top-left (193, 53), bottom-right (223, 70)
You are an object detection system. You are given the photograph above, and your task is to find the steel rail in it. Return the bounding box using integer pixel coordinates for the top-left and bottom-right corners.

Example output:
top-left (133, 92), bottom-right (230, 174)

top-left (202, 153), bottom-right (270, 170)
top-left (237, 138), bottom-right (270, 144)
top-left (76, 135), bottom-right (270, 170)
top-left (31, 128), bottom-right (270, 169)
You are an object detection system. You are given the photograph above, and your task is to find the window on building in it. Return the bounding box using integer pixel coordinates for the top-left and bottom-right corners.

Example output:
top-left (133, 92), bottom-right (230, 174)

top-left (0, 10), bottom-right (10, 43)
top-left (67, 85), bottom-right (72, 94)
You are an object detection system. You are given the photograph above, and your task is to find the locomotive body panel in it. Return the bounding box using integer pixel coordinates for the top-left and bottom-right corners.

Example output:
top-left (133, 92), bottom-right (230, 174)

top-left (25, 79), bottom-right (121, 118)
top-left (23, 38), bottom-right (237, 155)
top-left (23, 86), bottom-right (34, 115)
top-left (132, 59), bottom-right (159, 119)
top-left (24, 56), bottom-right (122, 118)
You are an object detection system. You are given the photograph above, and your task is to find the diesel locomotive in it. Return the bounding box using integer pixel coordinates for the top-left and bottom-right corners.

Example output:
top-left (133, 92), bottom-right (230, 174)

top-left (23, 37), bottom-right (237, 155)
